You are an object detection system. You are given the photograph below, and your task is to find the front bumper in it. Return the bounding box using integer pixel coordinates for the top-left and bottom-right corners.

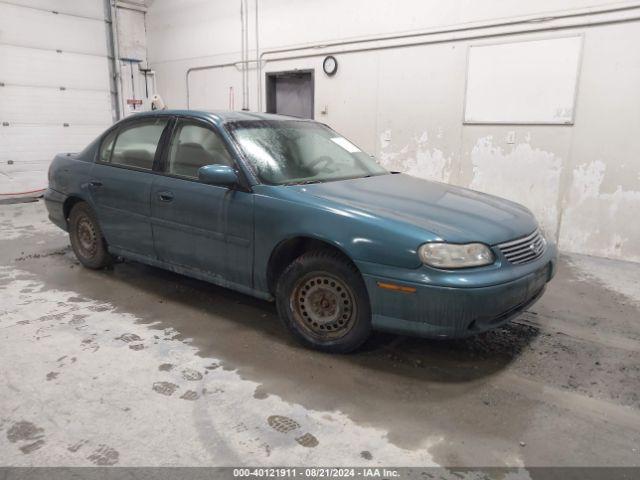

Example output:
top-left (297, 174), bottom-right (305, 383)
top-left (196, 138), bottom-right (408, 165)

top-left (359, 243), bottom-right (557, 338)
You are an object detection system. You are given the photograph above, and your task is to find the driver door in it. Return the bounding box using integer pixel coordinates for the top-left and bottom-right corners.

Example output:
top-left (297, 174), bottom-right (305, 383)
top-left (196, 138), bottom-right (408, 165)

top-left (150, 118), bottom-right (254, 288)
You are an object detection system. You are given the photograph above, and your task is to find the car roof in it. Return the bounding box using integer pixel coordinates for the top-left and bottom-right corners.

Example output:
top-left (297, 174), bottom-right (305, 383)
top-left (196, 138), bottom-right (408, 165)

top-left (125, 109), bottom-right (315, 126)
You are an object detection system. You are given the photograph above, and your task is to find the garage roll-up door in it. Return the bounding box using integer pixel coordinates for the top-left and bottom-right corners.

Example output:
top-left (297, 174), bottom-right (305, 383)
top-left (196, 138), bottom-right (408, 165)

top-left (0, 1), bottom-right (115, 195)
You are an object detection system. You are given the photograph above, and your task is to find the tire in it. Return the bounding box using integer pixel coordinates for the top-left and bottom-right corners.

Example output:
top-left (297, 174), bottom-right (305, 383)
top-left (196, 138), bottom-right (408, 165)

top-left (68, 202), bottom-right (113, 269)
top-left (276, 250), bottom-right (372, 353)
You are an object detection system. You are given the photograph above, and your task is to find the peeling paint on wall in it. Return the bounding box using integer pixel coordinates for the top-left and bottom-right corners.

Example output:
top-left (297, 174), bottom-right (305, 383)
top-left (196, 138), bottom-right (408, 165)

top-left (469, 136), bottom-right (563, 239)
top-left (559, 161), bottom-right (640, 262)
top-left (378, 130), bottom-right (453, 183)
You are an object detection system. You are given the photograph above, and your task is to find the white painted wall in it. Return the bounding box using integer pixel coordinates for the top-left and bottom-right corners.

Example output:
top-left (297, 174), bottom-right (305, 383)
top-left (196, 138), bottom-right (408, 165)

top-left (145, 0), bottom-right (640, 262)
top-left (464, 36), bottom-right (583, 124)
top-left (0, 0), bottom-right (114, 194)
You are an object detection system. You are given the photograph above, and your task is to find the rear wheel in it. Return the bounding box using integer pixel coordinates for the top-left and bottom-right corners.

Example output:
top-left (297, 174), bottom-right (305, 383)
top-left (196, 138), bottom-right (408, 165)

top-left (68, 202), bottom-right (113, 269)
top-left (276, 250), bottom-right (371, 353)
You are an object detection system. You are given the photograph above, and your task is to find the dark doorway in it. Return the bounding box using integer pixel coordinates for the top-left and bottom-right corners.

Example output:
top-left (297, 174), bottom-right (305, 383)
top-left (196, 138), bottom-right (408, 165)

top-left (266, 70), bottom-right (314, 119)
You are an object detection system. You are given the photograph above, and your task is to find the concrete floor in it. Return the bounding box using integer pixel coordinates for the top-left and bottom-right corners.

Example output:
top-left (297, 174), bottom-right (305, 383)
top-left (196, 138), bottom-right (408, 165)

top-left (0, 199), bottom-right (639, 467)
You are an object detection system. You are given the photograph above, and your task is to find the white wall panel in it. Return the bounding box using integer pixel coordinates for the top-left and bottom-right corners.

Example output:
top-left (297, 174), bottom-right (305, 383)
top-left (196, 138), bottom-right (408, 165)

top-left (0, 0), bottom-right (105, 19)
top-left (0, 45), bottom-right (111, 90)
top-left (118, 8), bottom-right (147, 61)
top-left (256, 0), bottom-right (625, 53)
top-left (0, 125), bottom-right (104, 166)
top-left (0, 86), bottom-right (112, 125)
top-left (188, 67), bottom-right (243, 111)
top-left (0, 3), bottom-right (108, 56)
top-left (0, 125), bottom-right (104, 193)
top-left (464, 36), bottom-right (582, 124)
top-left (146, 0), bottom-right (241, 65)
top-left (0, 0), bottom-right (113, 194)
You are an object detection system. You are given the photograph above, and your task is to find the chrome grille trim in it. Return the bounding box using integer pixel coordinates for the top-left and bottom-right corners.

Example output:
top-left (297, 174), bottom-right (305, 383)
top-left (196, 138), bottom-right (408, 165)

top-left (497, 229), bottom-right (546, 265)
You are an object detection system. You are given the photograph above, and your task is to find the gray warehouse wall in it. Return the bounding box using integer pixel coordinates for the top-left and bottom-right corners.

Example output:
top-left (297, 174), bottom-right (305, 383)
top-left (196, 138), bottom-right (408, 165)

top-left (145, 0), bottom-right (640, 262)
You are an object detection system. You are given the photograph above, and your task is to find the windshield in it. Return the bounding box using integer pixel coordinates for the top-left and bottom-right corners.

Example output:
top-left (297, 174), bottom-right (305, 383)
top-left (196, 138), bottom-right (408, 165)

top-left (226, 120), bottom-right (388, 185)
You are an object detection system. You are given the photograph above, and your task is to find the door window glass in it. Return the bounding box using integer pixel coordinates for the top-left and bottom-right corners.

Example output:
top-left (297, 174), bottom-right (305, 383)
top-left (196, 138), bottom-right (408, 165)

top-left (167, 122), bottom-right (233, 178)
top-left (109, 118), bottom-right (168, 170)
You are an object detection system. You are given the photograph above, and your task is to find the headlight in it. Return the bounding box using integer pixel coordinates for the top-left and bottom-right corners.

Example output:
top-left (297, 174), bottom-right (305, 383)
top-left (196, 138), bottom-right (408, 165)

top-left (418, 242), bottom-right (495, 269)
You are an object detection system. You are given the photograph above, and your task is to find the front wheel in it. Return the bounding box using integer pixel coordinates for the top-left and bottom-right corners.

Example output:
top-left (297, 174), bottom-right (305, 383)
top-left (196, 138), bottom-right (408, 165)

top-left (276, 250), bottom-right (372, 353)
top-left (68, 202), bottom-right (113, 269)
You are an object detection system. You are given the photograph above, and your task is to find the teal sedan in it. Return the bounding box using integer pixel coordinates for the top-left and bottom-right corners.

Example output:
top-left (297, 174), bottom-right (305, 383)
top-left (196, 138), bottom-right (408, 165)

top-left (45, 110), bottom-right (557, 353)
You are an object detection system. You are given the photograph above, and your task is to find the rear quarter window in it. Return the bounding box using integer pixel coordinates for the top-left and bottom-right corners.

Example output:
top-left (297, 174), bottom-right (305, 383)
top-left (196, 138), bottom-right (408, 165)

top-left (99, 129), bottom-right (117, 163)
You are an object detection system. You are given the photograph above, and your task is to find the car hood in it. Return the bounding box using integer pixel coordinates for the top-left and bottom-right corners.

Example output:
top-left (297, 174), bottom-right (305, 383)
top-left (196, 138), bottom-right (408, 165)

top-left (298, 174), bottom-right (538, 245)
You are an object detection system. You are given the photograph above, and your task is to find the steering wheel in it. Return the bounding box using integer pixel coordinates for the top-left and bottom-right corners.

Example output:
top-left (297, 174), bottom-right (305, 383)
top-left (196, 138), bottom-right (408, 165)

top-left (307, 155), bottom-right (335, 173)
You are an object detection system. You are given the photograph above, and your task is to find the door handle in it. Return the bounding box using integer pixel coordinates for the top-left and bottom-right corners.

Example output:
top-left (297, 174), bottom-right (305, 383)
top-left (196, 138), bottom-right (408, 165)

top-left (157, 191), bottom-right (174, 202)
top-left (89, 181), bottom-right (103, 188)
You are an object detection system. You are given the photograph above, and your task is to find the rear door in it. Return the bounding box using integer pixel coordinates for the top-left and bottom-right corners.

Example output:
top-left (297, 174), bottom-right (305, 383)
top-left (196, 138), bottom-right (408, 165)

top-left (150, 117), bottom-right (254, 288)
top-left (90, 116), bottom-right (170, 258)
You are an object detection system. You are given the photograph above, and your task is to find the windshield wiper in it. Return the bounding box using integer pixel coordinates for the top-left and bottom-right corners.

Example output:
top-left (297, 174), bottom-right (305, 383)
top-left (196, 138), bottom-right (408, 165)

top-left (283, 179), bottom-right (323, 186)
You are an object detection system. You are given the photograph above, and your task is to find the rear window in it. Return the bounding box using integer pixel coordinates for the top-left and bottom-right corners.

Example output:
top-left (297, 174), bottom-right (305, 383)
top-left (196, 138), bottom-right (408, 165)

top-left (107, 118), bottom-right (168, 170)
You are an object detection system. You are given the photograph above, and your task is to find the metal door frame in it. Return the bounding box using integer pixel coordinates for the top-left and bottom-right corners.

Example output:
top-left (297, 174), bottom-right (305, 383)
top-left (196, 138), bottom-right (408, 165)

top-left (265, 69), bottom-right (315, 119)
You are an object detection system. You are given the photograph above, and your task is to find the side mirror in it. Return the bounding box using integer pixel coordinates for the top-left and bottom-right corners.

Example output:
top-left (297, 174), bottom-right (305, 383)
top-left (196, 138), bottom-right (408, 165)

top-left (197, 164), bottom-right (238, 187)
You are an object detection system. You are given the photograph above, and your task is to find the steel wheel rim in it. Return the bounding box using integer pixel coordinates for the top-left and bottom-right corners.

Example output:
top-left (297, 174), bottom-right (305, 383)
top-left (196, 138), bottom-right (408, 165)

top-left (76, 215), bottom-right (98, 258)
top-left (291, 272), bottom-right (357, 340)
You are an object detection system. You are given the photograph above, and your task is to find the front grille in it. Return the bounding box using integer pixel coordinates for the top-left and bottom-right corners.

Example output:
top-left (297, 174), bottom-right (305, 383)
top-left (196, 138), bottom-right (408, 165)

top-left (497, 229), bottom-right (546, 265)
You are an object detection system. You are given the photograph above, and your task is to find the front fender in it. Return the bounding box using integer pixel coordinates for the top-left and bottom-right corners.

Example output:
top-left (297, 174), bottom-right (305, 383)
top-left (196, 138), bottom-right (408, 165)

top-left (253, 186), bottom-right (429, 292)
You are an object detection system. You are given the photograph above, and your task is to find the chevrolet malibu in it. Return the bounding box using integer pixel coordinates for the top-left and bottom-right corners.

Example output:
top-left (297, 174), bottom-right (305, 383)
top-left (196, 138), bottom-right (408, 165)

top-left (45, 110), bottom-right (557, 353)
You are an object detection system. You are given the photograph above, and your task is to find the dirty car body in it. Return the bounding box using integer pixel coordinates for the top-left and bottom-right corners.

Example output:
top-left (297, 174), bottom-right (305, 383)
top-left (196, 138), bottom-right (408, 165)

top-left (45, 110), bottom-right (557, 351)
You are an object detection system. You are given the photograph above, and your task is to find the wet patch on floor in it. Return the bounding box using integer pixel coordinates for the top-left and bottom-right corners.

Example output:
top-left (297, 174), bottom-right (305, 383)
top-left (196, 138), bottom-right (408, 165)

top-left (295, 433), bottom-right (319, 448)
top-left (87, 444), bottom-right (119, 466)
top-left (116, 333), bottom-right (142, 343)
top-left (6, 421), bottom-right (44, 444)
top-left (68, 440), bottom-right (88, 453)
top-left (0, 197), bottom-right (39, 206)
top-left (267, 415), bottom-right (300, 434)
top-left (6, 421), bottom-right (46, 455)
top-left (152, 382), bottom-right (179, 396)
top-left (180, 390), bottom-right (200, 401)
top-left (80, 336), bottom-right (99, 353)
top-left (14, 248), bottom-right (69, 263)
top-left (253, 386), bottom-right (268, 400)
top-left (182, 368), bottom-right (203, 381)
top-left (68, 314), bottom-right (88, 327)
top-left (19, 439), bottom-right (45, 454)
